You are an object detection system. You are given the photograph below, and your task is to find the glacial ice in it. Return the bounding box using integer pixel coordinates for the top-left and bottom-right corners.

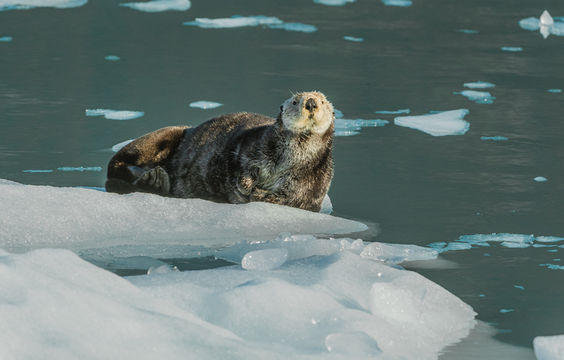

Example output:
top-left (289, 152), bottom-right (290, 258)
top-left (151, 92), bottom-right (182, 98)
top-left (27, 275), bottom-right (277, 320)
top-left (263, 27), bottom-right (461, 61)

top-left (86, 108), bottom-right (144, 120)
top-left (514, 285), bottom-right (525, 290)
top-left (120, 0), bottom-right (191, 12)
top-left (534, 334), bottom-right (564, 360)
top-left (381, 0), bottom-right (412, 7)
top-left (23, 169), bottom-right (53, 173)
top-left (241, 248), bottom-right (288, 271)
top-left (464, 81), bottom-right (495, 89)
top-left (454, 90), bottom-right (495, 104)
top-left (499, 309), bottom-right (514, 314)
top-left (314, 0), bottom-right (355, 6)
top-left (458, 29), bottom-right (479, 34)
top-left (344, 36), bottom-right (364, 42)
top-left (537, 236), bottom-right (564, 243)
top-left (535, 176), bottom-right (548, 182)
top-left (0, 0), bottom-right (86, 11)
top-left (547, 89), bottom-right (562, 93)
top-left (57, 166), bottom-right (102, 172)
top-left (519, 10), bottom-right (564, 38)
top-left (183, 16), bottom-right (316, 33)
top-left (334, 118), bottom-right (389, 136)
top-left (112, 139), bottom-right (134, 152)
top-left (0, 36), bottom-right (13, 42)
top-left (104, 55), bottom-right (120, 61)
top-left (0, 180), bottom-right (367, 256)
top-left (394, 109), bottom-right (470, 136)
top-left (375, 108), bottom-right (410, 115)
top-left (540, 264), bottom-right (564, 271)
top-left (189, 100), bottom-right (223, 109)
top-left (481, 136), bottom-right (508, 141)
top-left (434, 233), bottom-right (564, 254)
top-left (501, 46), bottom-right (523, 52)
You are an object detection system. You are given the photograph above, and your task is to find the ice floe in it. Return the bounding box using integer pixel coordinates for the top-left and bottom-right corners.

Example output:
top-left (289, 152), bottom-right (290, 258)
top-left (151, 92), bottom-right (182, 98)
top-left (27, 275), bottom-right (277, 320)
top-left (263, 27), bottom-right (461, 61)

top-left (183, 16), bottom-right (317, 33)
top-left (519, 10), bottom-right (564, 38)
top-left (0, 243), bottom-right (476, 359)
top-left (499, 309), bottom-right (514, 314)
top-left (394, 109), bottom-right (470, 136)
top-left (501, 46), bottom-right (523, 52)
top-left (85, 108), bottom-right (144, 120)
top-left (104, 55), bottom-right (120, 61)
top-left (454, 90), bottom-right (495, 104)
top-left (464, 81), bottom-right (495, 89)
top-left (547, 89), bottom-right (562, 93)
top-left (535, 176), bottom-right (548, 182)
top-left (120, 0), bottom-right (191, 12)
top-left (481, 136), bottom-right (508, 141)
top-left (0, 0), bottom-right (87, 11)
top-left (334, 118), bottom-right (389, 136)
top-left (534, 334), bottom-right (564, 360)
top-left (23, 169), bottom-right (53, 173)
top-left (458, 29), bottom-right (478, 34)
top-left (111, 139), bottom-right (134, 152)
top-left (189, 100), bottom-right (223, 109)
top-left (381, 0), bottom-right (412, 7)
top-left (314, 0), bottom-right (355, 6)
top-left (431, 233), bottom-right (564, 253)
top-left (57, 166), bottom-right (102, 172)
top-left (0, 36), bottom-right (13, 42)
top-left (514, 285), bottom-right (525, 290)
top-left (375, 108), bottom-right (410, 115)
top-left (344, 36), bottom-right (364, 42)
top-left (0, 180), bottom-right (367, 256)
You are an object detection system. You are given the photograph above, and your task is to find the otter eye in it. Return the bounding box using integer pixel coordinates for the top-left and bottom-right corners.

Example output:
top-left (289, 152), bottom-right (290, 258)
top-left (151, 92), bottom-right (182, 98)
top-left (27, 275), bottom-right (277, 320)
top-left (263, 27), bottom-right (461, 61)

top-left (292, 101), bottom-right (297, 105)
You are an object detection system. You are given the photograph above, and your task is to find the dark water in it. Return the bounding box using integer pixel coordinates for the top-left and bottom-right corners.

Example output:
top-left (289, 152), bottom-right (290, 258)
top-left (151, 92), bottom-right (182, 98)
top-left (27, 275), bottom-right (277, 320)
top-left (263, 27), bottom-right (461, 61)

top-left (2, 0), bottom-right (564, 355)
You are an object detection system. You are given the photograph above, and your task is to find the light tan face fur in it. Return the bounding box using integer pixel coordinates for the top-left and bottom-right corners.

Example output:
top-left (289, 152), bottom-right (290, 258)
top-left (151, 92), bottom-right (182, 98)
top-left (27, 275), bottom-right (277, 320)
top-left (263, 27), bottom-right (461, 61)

top-left (280, 91), bottom-right (334, 135)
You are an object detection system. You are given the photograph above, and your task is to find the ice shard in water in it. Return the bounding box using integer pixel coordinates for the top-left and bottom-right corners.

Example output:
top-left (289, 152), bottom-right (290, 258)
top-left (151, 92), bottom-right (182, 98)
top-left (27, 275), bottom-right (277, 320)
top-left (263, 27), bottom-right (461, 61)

top-left (120, 0), bottom-right (191, 12)
top-left (394, 109), bottom-right (470, 136)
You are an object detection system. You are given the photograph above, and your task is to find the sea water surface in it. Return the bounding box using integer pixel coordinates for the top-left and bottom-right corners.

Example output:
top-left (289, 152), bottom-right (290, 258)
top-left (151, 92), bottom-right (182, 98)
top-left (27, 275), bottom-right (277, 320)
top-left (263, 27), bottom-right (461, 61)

top-left (1, 0), bottom-right (564, 357)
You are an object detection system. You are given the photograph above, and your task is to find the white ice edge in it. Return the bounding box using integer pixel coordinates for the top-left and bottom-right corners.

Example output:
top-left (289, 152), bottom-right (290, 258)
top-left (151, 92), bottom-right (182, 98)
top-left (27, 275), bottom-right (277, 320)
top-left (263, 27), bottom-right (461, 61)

top-left (120, 0), bottom-right (191, 12)
top-left (394, 109), bottom-right (470, 136)
top-left (0, 180), bottom-right (366, 255)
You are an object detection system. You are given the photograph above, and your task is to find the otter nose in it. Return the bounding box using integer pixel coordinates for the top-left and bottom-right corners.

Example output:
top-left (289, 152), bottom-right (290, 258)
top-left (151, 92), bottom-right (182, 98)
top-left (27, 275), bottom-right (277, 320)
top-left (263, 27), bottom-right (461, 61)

top-left (305, 98), bottom-right (317, 112)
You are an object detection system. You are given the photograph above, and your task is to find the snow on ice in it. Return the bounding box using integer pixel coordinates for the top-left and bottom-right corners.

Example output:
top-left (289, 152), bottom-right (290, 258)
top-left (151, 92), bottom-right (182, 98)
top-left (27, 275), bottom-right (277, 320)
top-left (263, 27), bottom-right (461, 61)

top-left (394, 109), bottom-right (470, 136)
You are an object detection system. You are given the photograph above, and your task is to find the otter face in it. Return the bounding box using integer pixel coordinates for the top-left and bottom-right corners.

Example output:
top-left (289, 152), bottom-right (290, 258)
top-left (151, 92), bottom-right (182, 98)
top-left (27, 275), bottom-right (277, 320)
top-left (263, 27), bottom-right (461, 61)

top-left (279, 91), bottom-right (334, 135)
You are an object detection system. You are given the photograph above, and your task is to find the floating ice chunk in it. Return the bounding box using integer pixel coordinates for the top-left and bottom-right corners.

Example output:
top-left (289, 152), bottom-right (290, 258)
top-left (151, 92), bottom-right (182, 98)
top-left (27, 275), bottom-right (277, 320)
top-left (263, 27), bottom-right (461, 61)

top-left (267, 22), bottom-right (318, 33)
top-left (112, 139), bottom-right (134, 152)
top-left (540, 264), bottom-right (564, 270)
top-left (501, 46), bottom-right (523, 52)
top-left (375, 108), bottom-right (410, 115)
top-left (541, 10), bottom-right (554, 26)
top-left (189, 101), bottom-right (223, 109)
top-left (458, 29), bottom-right (478, 34)
top-left (394, 109), bottom-right (470, 136)
top-left (314, 0), bottom-right (355, 6)
top-left (147, 264), bottom-right (178, 275)
top-left (534, 176), bottom-right (548, 182)
top-left (361, 242), bottom-right (438, 263)
top-left (183, 16), bottom-right (283, 29)
top-left (519, 17), bottom-right (540, 31)
top-left (23, 169), bottom-right (53, 173)
top-left (481, 136), bottom-right (508, 141)
top-left (241, 248), bottom-right (288, 271)
top-left (0, 0), bottom-right (87, 11)
top-left (57, 167), bottom-right (102, 172)
top-left (514, 285), bottom-right (525, 290)
top-left (429, 242), bottom-right (473, 253)
top-left (499, 309), bottom-right (514, 314)
top-left (458, 233), bottom-right (535, 248)
top-left (536, 236), bottom-right (564, 243)
top-left (333, 109), bottom-right (344, 118)
top-left (534, 334), bottom-right (564, 360)
top-left (0, 36), bottom-right (13, 42)
top-left (344, 36), bottom-right (364, 42)
top-left (547, 89), bottom-right (562, 93)
top-left (120, 0), bottom-right (191, 12)
top-left (381, 0), bottom-right (412, 7)
top-left (0, 180), bottom-right (367, 255)
top-left (464, 81), bottom-right (495, 89)
top-left (454, 90), bottom-right (495, 104)
top-left (85, 108), bottom-right (144, 120)
top-left (325, 332), bottom-right (382, 355)
top-left (334, 118), bottom-right (389, 136)
top-left (104, 55), bottom-right (120, 61)
top-left (320, 194), bottom-right (332, 214)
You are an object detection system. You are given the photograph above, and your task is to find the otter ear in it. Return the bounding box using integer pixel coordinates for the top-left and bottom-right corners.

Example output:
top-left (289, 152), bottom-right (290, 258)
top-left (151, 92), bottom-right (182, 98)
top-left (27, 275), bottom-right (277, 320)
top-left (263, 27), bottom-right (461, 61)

top-left (280, 105), bottom-right (283, 111)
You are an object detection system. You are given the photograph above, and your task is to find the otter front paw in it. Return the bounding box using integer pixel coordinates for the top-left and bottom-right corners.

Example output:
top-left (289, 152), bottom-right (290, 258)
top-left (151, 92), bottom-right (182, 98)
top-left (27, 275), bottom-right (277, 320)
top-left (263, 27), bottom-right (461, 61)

top-left (131, 165), bottom-right (170, 195)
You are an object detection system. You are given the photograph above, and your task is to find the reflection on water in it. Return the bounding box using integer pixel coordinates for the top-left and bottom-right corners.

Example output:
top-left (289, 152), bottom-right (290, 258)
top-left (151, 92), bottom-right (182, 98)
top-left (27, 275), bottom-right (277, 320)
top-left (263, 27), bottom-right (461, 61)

top-left (1, 0), bottom-right (564, 353)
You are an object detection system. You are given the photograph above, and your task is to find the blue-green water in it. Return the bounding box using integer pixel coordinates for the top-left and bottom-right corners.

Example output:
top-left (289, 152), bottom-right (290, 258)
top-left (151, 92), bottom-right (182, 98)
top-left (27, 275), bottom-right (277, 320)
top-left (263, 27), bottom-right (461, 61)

top-left (1, 0), bottom-right (564, 355)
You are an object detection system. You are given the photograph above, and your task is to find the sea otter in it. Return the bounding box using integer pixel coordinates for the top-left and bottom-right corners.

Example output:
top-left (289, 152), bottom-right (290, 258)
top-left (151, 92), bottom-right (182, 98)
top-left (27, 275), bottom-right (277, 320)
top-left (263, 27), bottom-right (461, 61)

top-left (105, 91), bottom-right (335, 212)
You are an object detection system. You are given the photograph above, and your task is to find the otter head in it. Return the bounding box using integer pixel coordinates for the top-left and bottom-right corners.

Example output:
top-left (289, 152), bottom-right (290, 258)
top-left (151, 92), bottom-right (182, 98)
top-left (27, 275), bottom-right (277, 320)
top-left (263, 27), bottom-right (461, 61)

top-left (279, 91), bottom-right (334, 135)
